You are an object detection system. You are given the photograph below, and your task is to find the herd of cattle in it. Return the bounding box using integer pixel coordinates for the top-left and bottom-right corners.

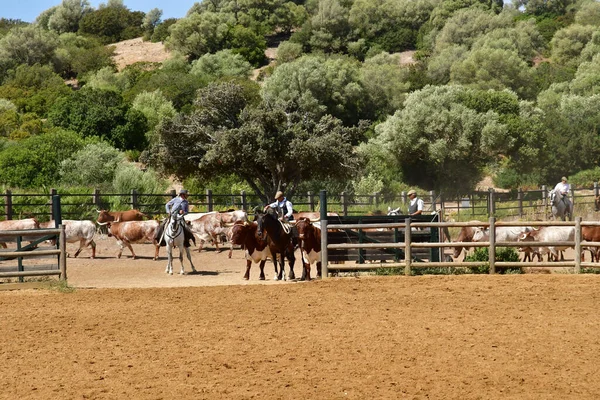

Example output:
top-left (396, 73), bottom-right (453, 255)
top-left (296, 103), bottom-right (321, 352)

top-left (1, 211), bottom-right (600, 279)
top-left (0, 209), bottom-right (327, 280)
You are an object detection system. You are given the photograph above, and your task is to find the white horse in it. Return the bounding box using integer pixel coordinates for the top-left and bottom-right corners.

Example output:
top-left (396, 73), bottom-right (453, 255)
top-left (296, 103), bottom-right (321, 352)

top-left (164, 214), bottom-right (196, 275)
top-left (549, 189), bottom-right (573, 221)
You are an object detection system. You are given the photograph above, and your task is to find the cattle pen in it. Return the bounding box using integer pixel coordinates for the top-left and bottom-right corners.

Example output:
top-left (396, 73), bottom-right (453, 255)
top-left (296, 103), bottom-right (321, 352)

top-left (317, 190), bottom-right (600, 277)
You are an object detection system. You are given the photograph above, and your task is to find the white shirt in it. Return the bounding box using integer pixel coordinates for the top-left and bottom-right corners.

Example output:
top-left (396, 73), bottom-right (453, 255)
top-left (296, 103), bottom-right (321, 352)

top-left (554, 182), bottom-right (570, 195)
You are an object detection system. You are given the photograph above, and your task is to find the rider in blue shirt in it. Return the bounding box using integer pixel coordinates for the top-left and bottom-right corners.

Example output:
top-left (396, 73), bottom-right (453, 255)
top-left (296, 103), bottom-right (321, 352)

top-left (156, 189), bottom-right (195, 247)
top-left (264, 191), bottom-right (294, 221)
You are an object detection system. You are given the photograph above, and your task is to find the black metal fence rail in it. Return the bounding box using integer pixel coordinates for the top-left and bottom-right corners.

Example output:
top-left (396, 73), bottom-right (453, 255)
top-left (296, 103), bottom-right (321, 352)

top-left (1, 185), bottom-right (599, 221)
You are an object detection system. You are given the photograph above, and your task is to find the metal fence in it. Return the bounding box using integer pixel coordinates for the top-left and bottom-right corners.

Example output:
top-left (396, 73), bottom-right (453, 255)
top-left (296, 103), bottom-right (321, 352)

top-left (1, 185), bottom-right (599, 221)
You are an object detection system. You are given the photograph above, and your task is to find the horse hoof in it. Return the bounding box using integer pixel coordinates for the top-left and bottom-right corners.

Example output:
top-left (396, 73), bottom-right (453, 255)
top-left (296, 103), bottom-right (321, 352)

top-left (273, 276), bottom-right (279, 281)
top-left (259, 276), bottom-right (265, 281)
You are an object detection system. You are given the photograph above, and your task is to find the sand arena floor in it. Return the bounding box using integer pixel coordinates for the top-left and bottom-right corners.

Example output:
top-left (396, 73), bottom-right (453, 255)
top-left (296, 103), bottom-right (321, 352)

top-left (1, 239), bottom-right (600, 399)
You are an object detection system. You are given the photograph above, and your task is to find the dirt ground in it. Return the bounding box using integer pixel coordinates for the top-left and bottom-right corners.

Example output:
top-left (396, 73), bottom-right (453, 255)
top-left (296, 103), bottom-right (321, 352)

top-left (3, 239), bottom-right (600, 399)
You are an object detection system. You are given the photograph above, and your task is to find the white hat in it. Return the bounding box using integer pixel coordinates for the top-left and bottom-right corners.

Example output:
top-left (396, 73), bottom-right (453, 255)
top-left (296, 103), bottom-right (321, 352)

top-left (407, 189), bottom-right (417, 196)
top-left (274, 191), bottom-right (284, 199)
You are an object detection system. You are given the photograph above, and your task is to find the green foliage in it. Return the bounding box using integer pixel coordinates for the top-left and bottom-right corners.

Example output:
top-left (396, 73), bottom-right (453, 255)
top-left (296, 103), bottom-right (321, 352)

top-left (550, 23), bottom-right (596, 67)
top-left (570, 167), bottom-right (600, 188)
top-left (78, 4), bottom-right (144, 44)
top-left (276, 41), bottom-right (305, 64)
top-left (84, 66), bottom-right (130, 92)
top-left (365, 85), bottom-right (511, 194)
top-left (46, 0), bottom-right (93, 34)
top-left (59, 142), bottom-right (125, 188)
top-left (111, 163), bottom-right (168, 206)
top-left (142, 8), bottom-right (162, 41)
top-left (151, 18), bottom-right (177, 43)
top-left (229, 25), bottom-right (267, 66)
top-left (189, 50), bottom-right (253, 81)
top-left (261, 54), bottom-right (370, 125)
top-left (0, 129), bottom-right (85, 188)
top-left (47, 87), bottom-right (147, 150)
top-left (464, 247), bottom-right (523, 273)
top-left (0, 26), bottom-right (59, 79)
top-left (131, 90), bottom-right (176, 135)
top-left (54, 33), bottom-right (115, 79)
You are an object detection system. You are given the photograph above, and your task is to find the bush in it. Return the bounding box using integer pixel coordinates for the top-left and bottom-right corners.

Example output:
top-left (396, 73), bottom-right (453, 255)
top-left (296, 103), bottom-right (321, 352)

top-left (464, 247), bottom-right (522, 274)
top-left (571, 167), bottom-right (600, 188)
top-left (59, 142), bottom-right (125, 189)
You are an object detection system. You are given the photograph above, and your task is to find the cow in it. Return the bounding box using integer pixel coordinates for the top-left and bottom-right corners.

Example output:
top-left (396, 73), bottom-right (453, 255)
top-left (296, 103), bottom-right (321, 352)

top-left (40, 220), bottom-right (96, 258)
top-left (295, 217), bottom-right (322, 280)
top-left (107, 220), bottom-right (160, 260)
top-left (96, 209), bottom-right (147, 225)
top-left (0, 218), bottom-right (40, 248)
top-left (291, 212), bottom-right (339, 222)
top-left (518, 226), bottom-right (575, 262)
top-left (188, 210), bottom-right (248, 257)
top-left (230, 221), bottom-right (274, 280)
top-left (184, 211), bottom-right (217, 222)
top-left (581, 226), bottom-right (600, 262)
top-left (472, 226), bottom-right (535, 262)
top-left (452, 221), bottom-right (485, 259)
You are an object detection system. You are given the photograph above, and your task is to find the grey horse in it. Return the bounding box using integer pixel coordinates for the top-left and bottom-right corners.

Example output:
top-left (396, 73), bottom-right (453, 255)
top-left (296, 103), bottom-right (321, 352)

top-left (549, 189), bottom-right (573, 221)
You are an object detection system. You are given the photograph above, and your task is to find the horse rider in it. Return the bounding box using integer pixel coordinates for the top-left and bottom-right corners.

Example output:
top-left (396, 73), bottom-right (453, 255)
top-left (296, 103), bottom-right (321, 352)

top-left (264, 191), bottom-right (294, 222)
top-left (554, 177), bottom-right (571, 204)
top-left (407, 189), bottom-right (424, 216)
top-left (155, 189), bottom-right (195, 247)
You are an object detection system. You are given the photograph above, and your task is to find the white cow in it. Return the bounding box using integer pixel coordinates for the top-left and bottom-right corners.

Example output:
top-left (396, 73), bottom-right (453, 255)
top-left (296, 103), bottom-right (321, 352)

top-left (518, 226), bottom-right (575, 262)
top-left (0, 218), bottom-right (41, 248)
top-left (188, 210), bottom-right (247, 257)
top-left (40, 220), bottom-right (97, 258)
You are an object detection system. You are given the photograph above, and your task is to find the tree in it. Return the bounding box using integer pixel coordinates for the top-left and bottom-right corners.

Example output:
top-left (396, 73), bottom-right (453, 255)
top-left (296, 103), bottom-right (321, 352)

top-left (189, 50), bottom-right (253, 81)
top-left (450, 47), bottom-right (536, 99)
top-left (131, 90), bottom-right (176, 133)
top-left (0, 129), bottom-right (84, 188)
top-left (48, 87), bottom-right (148, 150)
top-left (78, 5), bottom-right (144, 44)
top-left (54, 33), bottom-right (115, 78)
top-left (550, 24), bottom-right (596, 67)
top-left (151, 18), bottom-right (177, 43)
top-left (260, 54), bottom-right (370, 125)
top-left (0, 26), bottom-right (58, 77)
top-left (59, 141), bottom-right (125, 187)
top-left (47, 0), bottom-right (93, 34)
top-left (149, 82), bottom-right (367, 201)
top-left (142, 8), bottom-right (162, 41)
top-left (362, 85), bottom-right (512, 194)
top-left (574, 0), bottom-right (600, 26)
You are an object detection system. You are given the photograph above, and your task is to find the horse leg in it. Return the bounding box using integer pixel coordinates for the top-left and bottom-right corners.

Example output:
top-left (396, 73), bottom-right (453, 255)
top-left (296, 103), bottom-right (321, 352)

top-left (316, 261), bottom-right (322, 278)
top-left (272, 257), bottom-right (279, 281)
top-left (288, 249), bottom-right (296, 280)
top-left (278, 252), bottom-right (286, 281)
top-left (258, 260), bottom-right (266, 280)
top-left (243, 260), bottom-right (252, 280)
top-left (178, 246), bottom-right (185, 275)
top-left (184, 246), bottom-right (196, 273)
top-left (165, 243), bottom-right (174, 274)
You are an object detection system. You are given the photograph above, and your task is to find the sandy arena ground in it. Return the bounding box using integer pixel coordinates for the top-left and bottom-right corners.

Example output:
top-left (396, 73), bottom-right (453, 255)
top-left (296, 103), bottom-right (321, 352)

top-left (2, 239), bottom-right (600, 399)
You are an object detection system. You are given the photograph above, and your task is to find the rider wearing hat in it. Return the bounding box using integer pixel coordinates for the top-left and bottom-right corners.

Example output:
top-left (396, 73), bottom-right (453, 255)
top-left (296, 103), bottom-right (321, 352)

top-left (407, 189), bottom-right (424, 216)
top-left (554, 177), bottom-right (570, 197)
top-left (156, 189), bottom-right (195, 247)
top-left (264, 191), bottom-right (294, 221)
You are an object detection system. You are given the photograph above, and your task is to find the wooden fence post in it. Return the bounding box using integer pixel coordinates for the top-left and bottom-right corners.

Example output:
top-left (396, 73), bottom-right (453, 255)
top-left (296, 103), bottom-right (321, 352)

top-left (240, 190), bottom-right (247, 211)
top-left (131, 189), bottom-right (138, 209)
top-left (206, 189), bottom-right (213, 212)
top-left (401, 191), bottom-right (407, 207)
top-left (488, 188), bottom-right (495, 217)
top-left (430, 191), bottom-right (436, 212)
top-left (541, 185), bottom-right (547, 219)
top-left (374, 192), bottom-right (379, 208)
top-left (341, 191), bottom-right (348, 216)
top-left (5, 189), bottom-right (12, 220)
top-left (517, 188), bottom-right (523, 218)
top-left (489, 217), bottom-right (496, 274)
top-left (575, 217), bottom-right (581, 274)
top-left (93, 188), bottom-right (101, 208)
top-left (50, 188), bottom-right (57, 220)
top-left (404, 218), bottom-right (411, 276)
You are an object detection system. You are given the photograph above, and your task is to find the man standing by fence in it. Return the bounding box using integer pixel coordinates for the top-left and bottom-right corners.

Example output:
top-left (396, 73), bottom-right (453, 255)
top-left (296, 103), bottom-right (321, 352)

top-left (407, 190), bottom-right (424, 216)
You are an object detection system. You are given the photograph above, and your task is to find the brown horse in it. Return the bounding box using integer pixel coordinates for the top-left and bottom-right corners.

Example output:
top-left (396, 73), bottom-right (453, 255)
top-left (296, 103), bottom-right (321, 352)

top-left (255, 208), bottom-right (297, 281)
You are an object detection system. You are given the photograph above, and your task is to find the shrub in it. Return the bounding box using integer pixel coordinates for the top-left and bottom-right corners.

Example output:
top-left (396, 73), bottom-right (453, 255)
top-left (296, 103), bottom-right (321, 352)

top-left (464, 247), bottom-right (522, 274)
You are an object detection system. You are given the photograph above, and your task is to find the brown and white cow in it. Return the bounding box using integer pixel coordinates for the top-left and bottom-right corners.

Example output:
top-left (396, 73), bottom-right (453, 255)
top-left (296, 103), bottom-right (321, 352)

top-left (452, 221), bottom-right (485, 259)
top-left (107, 220), bottom-right (160, 260)
top-left (40, 220), bottom-right (96, 258)
top-left (295, 217), bottom-right (322, 280)
top-left (230, 221), bottom-right (273, 280)
top-left (96, 209), bottom-right (147, 225)
top-left (581, 226), bottom-right (600, 262)
top-left (0, 218), bottom-right (40, 248)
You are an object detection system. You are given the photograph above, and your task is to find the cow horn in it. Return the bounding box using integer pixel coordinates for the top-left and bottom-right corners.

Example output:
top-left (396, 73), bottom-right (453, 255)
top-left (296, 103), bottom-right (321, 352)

top-left (96, 221), bottom-right (109, 226)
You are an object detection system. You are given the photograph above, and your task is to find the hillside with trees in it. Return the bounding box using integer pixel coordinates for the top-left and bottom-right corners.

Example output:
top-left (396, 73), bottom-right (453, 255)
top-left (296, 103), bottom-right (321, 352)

top-left (0, 0), bottom-right (600, 202)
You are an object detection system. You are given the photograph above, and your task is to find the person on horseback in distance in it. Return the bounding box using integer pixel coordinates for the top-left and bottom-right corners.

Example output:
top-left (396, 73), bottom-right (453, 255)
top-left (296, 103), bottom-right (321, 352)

top-left (554, 177), bottom-right (571, 204)
top-left (155, 189), bottom-right (195, 247)
top-left (264, 191), bottom-right (294, 222)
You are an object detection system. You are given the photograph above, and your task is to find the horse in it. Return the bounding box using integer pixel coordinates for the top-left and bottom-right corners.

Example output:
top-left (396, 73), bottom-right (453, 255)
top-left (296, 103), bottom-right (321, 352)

top-left (549, 189), bottom-right (573, 221)
top-left (255, 208), bottom-right (296, 281)
top-left (163, 213), bottom-right (196, 275)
